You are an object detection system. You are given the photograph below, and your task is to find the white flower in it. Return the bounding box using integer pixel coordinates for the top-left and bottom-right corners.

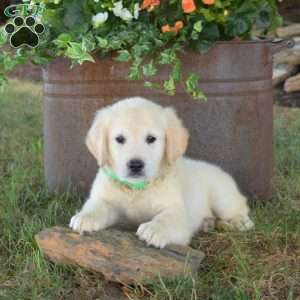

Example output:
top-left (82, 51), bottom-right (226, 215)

top-left (120, 8), bottom-right (133, 21)
top-left (94, 0), bottom-right (99, 2)
top-left (112, 1), bottom-right (133, 21)
top-left (133, 3), bottom-right (139, 19)
top-left (92, 12), bottom-right (109, 28)
top-left (112, 1), bottom-right (123, 17)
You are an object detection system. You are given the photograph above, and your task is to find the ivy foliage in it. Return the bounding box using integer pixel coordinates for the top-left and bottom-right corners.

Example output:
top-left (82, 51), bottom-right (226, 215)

top-left (0, 0), bottom-right (281, 99)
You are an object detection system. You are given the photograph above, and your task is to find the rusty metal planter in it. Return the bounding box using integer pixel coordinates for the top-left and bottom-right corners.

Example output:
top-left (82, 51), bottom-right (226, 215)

top-left (43, 40), bottom-right (284, 199)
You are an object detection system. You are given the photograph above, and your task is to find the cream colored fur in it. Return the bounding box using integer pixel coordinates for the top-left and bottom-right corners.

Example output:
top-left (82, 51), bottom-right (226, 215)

top-left (70, 97), bottom-right (254, 248)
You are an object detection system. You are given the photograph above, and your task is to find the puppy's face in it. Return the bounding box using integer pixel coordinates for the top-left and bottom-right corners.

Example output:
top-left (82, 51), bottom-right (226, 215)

top-left (86, 98), bottom-right (189, 182)
top-left (108, 111), bottom-right (165, 181)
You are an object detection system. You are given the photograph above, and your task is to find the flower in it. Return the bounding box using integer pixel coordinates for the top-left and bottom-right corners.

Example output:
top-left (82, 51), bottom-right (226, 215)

top-left (175, 21), bottom-right (184, 31)
top-left (161, 24), bottom-right (172, 33)
top-left (112, 1), bottom-right (123, 17)
top-left (92, 12), bottom-right (108, 28)
top-left (120, 8), bottom-right (133, 21)
top-left (112, 1), bottom-right (134, 21)
top-left (133, 3), bottom-right (139, 19)
top-left (202, 0), bottom-right (215, 5)
top-left (141, 0), bottom-right (160, 11)
top-left (182, 0), bottom-right (196, 13)
top-left (161, 21), bottom-right (184, 34)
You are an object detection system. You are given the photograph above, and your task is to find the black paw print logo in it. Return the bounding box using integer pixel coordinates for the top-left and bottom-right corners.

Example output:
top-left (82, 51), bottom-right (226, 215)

top-left (5, 16), bottom-right (45, 48)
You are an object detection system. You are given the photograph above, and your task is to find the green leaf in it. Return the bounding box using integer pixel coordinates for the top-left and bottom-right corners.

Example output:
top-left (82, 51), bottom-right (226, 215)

top-left (144, 81), bottom-right (160, 89)
top-left (53, 33), bottom-right (72, 48)
top-left (132, 44), bottom-right (151, 57)
top-left (193, 21), bottom-right (203, 33)
top-left (96, 37), bottom-right (108, 48)
top-left (270, 15), bottom-right (282, 31)
top-left (191, 31), bottom-right (199, 40)
top-left (2, 55), bottom-right (17, 71)
top-left (82, 34), bottom-right (96, 52)
top-left (31, 56), bottom-right (52, 65)
top-left (171, 60), bottom-right (181, 82)
top-left (127, 58), bottom-right (142, 80)
top-left (256, 6), bottom-right (272, 30)
top-left (158, 49), bottom-right (177, 65)
top-left (199, 8), bottom-right (216, 22)
top-left (226, 15), bottom-right (250, 36)
top-left (234, 18), bottom-right (249, 35)
top-left (163, 77), bottom-right (176, 95)
top-left (65, 42), bottom-right (95, 64)
top-left (142, 60), bottom-right (157, 77)
top-left (0, 50), bottom-right (28, 72)
top-left (236, 2), bottom-right (256, 15)
top-left (196, 40), bottom-right (215, 54)
top-left (0, 27), bottom-right (7, 45)
top-left (199, 23), bottom-right (220, 41)
top-left (115, 50), bottom-right (131, 62)
top-left (185, 73), bottom-right (207, 101)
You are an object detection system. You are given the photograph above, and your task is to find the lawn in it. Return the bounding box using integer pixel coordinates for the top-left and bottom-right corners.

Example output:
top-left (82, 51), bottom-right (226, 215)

top-left (0, 79), bottom-right (299, 300)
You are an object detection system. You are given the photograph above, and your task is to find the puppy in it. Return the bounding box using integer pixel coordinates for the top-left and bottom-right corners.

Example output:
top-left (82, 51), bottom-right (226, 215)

top-left (70, 97), bottom-right (254, 248)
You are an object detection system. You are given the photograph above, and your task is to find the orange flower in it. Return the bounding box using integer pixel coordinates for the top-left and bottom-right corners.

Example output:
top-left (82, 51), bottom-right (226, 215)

top-left (161, 21), bottom-right (184, 34)
top-left (182, 0), bottom-right (196, 13)
top-left (161, 24), bottom-right (173, 33)
top-left (202, 0), bottom-right (215, 5)
top-left (175, 21), bottom-right (184, 31)
top-left (141, 0), bottom-right (160, 10)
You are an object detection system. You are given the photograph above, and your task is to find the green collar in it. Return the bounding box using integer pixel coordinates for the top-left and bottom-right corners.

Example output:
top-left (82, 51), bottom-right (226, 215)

top-left (103, 167), bottom-right (148, 191)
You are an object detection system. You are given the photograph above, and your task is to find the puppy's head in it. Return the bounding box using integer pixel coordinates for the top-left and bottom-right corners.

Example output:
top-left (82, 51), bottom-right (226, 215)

top-left (86, 97), bottom-right (189, 182)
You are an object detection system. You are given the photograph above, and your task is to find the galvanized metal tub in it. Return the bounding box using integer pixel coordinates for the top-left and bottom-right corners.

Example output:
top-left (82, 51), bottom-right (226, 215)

top-left (43, 40), bottom-right (289, 199)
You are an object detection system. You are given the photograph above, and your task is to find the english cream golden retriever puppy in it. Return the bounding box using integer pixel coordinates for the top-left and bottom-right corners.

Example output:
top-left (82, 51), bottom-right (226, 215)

top-left (70, 97), bottom-right (254, 248)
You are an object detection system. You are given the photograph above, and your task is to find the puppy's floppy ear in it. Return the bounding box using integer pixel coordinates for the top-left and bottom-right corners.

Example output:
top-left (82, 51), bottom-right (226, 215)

top-left (86, 110), bottom-right (109, 167)
top-left (164, 107), bottom-right (189, 164)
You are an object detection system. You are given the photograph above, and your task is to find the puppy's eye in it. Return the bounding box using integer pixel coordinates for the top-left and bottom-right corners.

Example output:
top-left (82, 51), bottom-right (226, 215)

top-left (115, 135), bottom-right (126, 144)
top-left (146, 135), bottom-right (156, 144)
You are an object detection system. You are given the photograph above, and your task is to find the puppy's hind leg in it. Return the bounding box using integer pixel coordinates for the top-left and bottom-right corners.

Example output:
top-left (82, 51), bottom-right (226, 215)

top-left (212, 186), bottom-right (254, 232)
top-left (216, 214), bottom-right (254, 231)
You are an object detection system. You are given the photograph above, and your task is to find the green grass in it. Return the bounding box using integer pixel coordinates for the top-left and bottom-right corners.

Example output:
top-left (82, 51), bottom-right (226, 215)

top-left (0, 79), bottom-right (299, 300)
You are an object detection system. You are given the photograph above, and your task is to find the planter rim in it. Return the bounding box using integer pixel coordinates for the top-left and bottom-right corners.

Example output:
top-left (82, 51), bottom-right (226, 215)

top-left (215, 38), bottom-right (294, 53)
top-left (43, 38), bottom-right (292, 67)
top-left (215, 38), bottom-right (275, 45)
top-left (42, 39), bottom-right (278, 67)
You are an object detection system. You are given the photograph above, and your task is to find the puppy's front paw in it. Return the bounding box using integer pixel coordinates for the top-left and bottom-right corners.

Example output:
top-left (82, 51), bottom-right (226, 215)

top-left (69, 212), bottom-right (103, 234)
top-left (137, 221), bottom-right (170, 249)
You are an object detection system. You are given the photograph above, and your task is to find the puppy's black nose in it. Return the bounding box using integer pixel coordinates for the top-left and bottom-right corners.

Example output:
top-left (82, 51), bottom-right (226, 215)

top-left (127, 159), bottom-right (145, 174)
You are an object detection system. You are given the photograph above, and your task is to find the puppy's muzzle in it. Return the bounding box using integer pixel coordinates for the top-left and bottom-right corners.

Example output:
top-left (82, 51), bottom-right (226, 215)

top-left (127, 158), bottom-right (145, 176)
